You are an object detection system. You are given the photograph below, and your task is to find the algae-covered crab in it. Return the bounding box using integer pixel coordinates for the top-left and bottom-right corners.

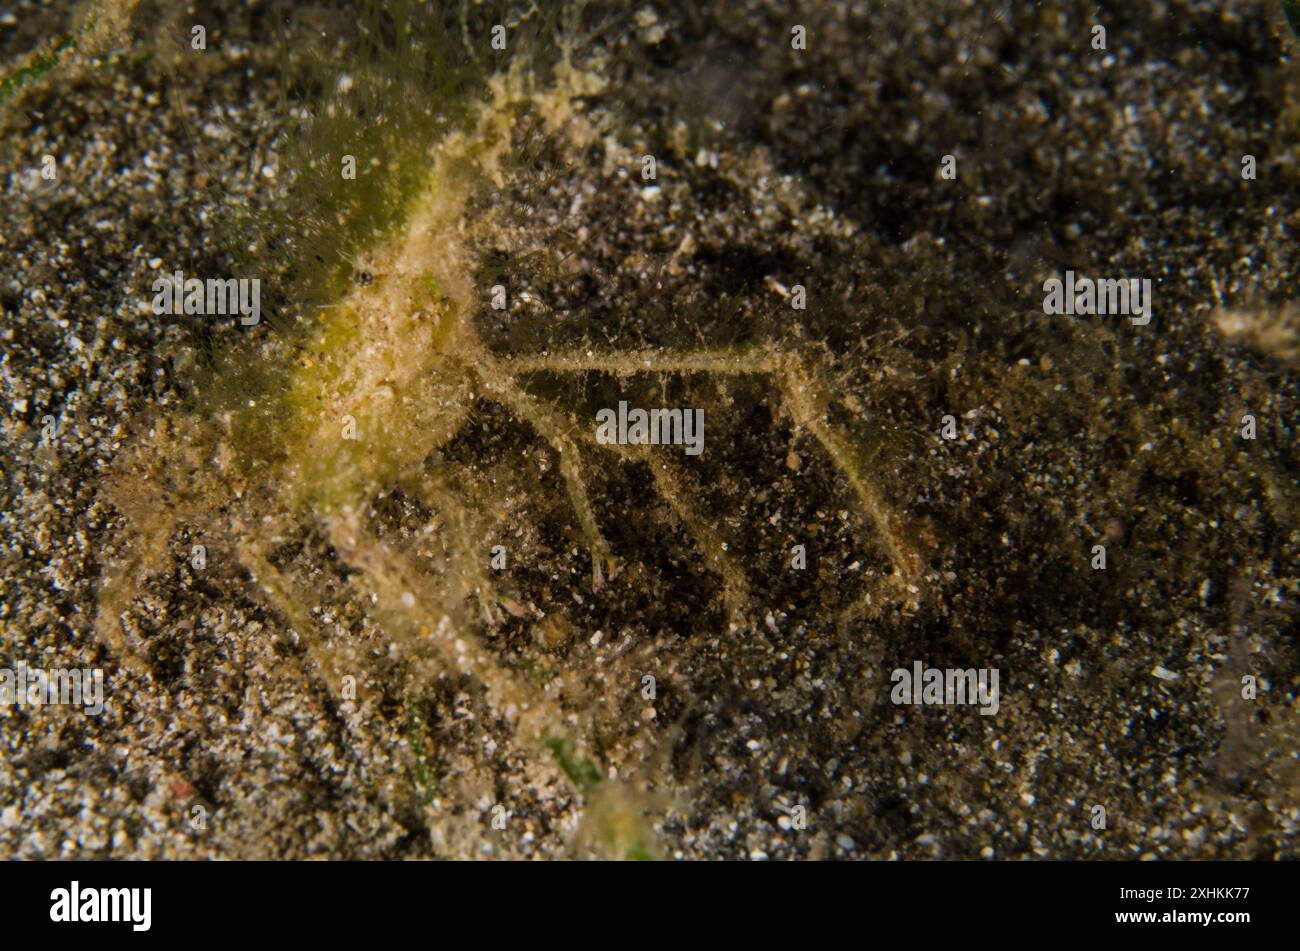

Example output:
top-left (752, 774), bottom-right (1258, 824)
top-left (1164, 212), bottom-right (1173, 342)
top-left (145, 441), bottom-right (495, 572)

top-left (93, 4), bottom-right (924, 856)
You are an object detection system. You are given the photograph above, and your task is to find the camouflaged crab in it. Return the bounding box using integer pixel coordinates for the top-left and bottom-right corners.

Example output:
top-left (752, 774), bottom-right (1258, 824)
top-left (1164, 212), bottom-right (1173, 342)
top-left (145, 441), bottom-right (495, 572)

top-left (94, 8), bottom-right (923, 857)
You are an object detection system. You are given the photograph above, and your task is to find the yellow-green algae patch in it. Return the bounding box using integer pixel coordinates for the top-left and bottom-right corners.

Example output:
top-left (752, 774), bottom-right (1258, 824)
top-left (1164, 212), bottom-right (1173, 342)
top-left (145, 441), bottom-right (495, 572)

top-left (220, 63), bottom-right (605, 516)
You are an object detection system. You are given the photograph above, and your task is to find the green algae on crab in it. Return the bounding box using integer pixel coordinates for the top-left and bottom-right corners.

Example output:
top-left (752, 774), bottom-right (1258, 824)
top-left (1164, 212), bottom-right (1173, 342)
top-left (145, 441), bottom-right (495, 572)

top-left (224, 75), bottom-right (550, 515)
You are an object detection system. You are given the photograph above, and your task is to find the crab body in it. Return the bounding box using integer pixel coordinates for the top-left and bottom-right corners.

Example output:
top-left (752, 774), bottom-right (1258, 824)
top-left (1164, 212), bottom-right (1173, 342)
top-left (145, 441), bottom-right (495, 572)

top-left (94, 46), bottom-right (921, 858)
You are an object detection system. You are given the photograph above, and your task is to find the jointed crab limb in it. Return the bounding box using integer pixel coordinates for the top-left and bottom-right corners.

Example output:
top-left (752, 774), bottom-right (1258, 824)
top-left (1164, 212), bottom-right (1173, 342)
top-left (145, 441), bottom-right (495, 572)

top-left (596, 440), bottom-right (750, 625)
top-left (235, 536), bottom-right (429, 821)
top-left (401, 472), bottom-right (506, 627)
top-left (475, 356), bottom-right (614, 589)
top-left (324, 506), bottom-right (631, 843)
top-left (236, 538), bottom-right (356, 696)
top-left (504, 345), bottom-right (778, 377)
top-left (778, 359), bottom-right (925, 590)
top-left (94, 512), bottom-right (173, 669)
top-left (324, 507), bottom-right (568, 742)
top-left (503, 346), bottom-right (924, 591)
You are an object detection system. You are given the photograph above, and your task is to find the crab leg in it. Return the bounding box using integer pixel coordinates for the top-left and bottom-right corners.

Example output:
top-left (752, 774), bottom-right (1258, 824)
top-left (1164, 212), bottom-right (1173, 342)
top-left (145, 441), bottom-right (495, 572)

top-left (502, 346), bottom-right (923, 590)
top-left (474, 355), bottom-right (614, 590)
